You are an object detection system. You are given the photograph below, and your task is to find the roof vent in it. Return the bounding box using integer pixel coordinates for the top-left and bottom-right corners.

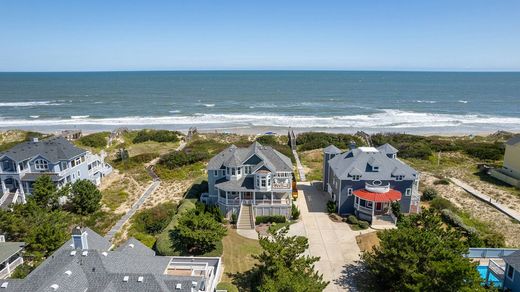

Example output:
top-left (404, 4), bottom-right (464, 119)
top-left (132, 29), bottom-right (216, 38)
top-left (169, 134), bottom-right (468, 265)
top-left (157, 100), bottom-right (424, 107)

top-left (129, 243), bottom-right (135, 248)
top-left (137, 276), bottom-right (144, 283)
top-left (64, 270), bottom-right (72, 276)
top-left (50, 284), bottom-right (59, 291)
top-left (123, 276), bottom-right (129, 282)
top-left (175, 283), bottom-right (182, 290)
top-left (82, 251), bottom-right (88, 257)
top-left (101, 252), bottom-right (108, 257)
top-left (70, 251), bottom-right (77, 256)
top-left (1, 282), bottom-right (8, 288)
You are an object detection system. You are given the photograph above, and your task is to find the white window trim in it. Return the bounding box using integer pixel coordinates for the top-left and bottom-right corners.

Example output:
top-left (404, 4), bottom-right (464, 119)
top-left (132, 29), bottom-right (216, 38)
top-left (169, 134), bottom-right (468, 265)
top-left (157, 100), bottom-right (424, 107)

top-left (34, 159), bottom-right (48, 170)
top-left (405, 188), bottom-right (412, 196)
top-left (352, 175), bottom-right (361, 181)
top-left (347, 188), bottom-right (353, 196)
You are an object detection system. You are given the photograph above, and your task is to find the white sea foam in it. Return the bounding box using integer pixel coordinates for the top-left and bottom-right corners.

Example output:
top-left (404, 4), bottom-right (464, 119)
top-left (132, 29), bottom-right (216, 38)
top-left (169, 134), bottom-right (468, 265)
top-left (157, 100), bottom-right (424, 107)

top-left (71, 115), bottom-right (90, 119)
top-left (29, 115), bottom-right (40, 118)
top-left (169, 110), bottom-right (181, 113)
top-left (458, 100), bottom-right (469, 104)
top-left (1, 110), bottom-right (520, 132)
top-left (415, 100), bottom-right (437, 104)
top-left (0, 101), bottom-right (57, 107)
top-left (203, 104), bottom-right (215, 107)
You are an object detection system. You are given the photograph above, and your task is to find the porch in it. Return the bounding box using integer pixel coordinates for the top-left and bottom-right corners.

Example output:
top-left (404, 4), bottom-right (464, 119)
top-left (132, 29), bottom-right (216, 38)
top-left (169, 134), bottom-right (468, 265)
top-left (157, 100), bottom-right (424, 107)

top-left (353, 184), bottom-right (401, 225)
top-left (217, 190), bottom-right (291, 206)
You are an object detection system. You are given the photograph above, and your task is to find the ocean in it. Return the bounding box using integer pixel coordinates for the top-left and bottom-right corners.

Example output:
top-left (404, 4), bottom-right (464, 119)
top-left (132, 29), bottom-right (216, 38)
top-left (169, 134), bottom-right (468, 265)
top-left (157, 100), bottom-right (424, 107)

top-left (0, 71), bottom-right (519, 134)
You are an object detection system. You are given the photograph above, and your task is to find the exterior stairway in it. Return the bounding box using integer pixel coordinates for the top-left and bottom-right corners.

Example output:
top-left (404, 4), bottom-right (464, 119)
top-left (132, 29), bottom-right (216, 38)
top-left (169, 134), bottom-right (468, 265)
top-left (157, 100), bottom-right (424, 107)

top-left (237, 204), bottom-right (254, 230)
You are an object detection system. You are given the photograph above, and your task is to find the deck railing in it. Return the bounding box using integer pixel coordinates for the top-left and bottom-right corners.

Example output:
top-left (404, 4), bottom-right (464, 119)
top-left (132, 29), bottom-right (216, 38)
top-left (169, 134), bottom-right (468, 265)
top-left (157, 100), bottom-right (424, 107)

top-left (488, 259), bottom-right (505, 280)
top-left (465, 248), bottom-right (518, 259)
top-left (218, 197), bottom-right (289, 205)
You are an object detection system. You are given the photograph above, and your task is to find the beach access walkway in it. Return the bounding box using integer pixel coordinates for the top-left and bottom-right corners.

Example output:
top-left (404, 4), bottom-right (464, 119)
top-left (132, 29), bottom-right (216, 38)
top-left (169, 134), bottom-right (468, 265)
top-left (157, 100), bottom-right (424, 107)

top-left (450, 177), bottom-right (520, 222)
top-left (293, 150), bottom-right (306, 182)
top-left (104, 141), bottom-right (186, 242)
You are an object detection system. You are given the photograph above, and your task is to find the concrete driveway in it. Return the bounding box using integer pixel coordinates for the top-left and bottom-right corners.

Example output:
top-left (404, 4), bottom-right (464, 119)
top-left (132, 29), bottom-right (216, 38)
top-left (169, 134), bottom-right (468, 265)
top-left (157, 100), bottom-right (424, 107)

top-left (289, 182), bottom-right (360, 291)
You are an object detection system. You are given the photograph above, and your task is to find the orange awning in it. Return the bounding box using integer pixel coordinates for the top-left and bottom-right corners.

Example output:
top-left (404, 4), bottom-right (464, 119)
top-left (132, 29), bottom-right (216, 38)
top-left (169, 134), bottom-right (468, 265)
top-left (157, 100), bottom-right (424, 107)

top-left (353, 189), bottom-right (401, 202)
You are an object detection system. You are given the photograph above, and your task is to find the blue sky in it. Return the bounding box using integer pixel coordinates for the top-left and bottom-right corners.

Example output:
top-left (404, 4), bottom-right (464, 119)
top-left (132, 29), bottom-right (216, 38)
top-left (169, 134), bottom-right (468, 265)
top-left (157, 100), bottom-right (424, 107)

top-left (0, 0), bottom-right (519, 71)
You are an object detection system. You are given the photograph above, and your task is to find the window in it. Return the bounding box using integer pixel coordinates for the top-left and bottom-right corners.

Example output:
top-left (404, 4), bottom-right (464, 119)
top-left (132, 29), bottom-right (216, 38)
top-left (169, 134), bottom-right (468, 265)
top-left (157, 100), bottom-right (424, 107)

top-left (214, 170), bottom-right (218, 176)
top-left (352, 175), bottom-right (361, 181)
top-left (78, 171), bottom-right (81, 177)
top-left (231, 168), bottom-right (236, 175)
top-left (507, 265), bottom-right (515, 280)
top-left (261, 178), bottom-right (266, 187)
top-left (347, 188), bottom-right (353, 196)
top-left (396, 175), bottom-right (404, 181)
top-left (367, 201), bottom-right (373, 208)
top-left (34, 159), bottom-right (48, 170)
top-left (237, 168), bottom-right (241, 175)
top-left (405, 188), bottom-right (411, 196)
top-left (373, 166), bottom-right (379, 171)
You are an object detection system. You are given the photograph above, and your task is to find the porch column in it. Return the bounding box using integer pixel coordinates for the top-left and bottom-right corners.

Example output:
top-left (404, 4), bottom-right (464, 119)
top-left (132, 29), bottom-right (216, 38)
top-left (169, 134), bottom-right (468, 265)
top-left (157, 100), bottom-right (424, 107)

top-left (371, 201), bottom-right (375, 217)
top-left (239, 192), bottom-right (242, 204)
top-left (1, 180), bottom-right (6, 194)
top-left (18, 180), bottom-right (26, 203)
top-left (253, 192), bottom-right (255, 205)
top-left (271, 192), bottom-right (273, 205)
top-left (225, 191), bottom-right (228, 205)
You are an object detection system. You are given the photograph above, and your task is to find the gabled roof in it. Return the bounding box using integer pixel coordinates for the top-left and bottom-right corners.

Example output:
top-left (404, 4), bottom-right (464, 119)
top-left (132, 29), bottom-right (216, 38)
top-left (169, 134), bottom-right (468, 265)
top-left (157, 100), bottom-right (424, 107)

top-left (0, 241), bottom-right (24, 263)
top-left (506, 135), bottom-right (520, 146)
top-left (504, 250), bottom-right (520, 270)
top-left (377, 143), bottom-right (399, 154)
top-left (114, 238), bottom-right (155, 256)
top-left (215, 176), bottom-right (255, 192)
top-left (207, 142), bottom-right (292, 172)
top-left (323, 145), bottom-right (342, 154)
top-left (0, 136), bottom-right (86, 163)
top-left (328, 144), bottom-right (417, 181)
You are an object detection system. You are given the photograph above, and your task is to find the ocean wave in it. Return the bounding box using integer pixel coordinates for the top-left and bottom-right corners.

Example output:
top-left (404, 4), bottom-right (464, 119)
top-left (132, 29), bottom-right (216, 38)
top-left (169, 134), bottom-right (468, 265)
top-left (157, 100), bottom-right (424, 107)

top-left (458, 100), bottom-right (469, 104)
top-left (71, 115), bottom-right (90, 119)
top-left (1, 110), bottom-right (520, 132)
top-left (415, 100), bottom-right (437, 104)
top-left (202, 104), bottom-right (215, 107)
top-left (169, 110), bottom-right (181, 113)
top-left (29, 115), bottom-right (40, 118)
top-left (0, 101), bottom-right (59, 107)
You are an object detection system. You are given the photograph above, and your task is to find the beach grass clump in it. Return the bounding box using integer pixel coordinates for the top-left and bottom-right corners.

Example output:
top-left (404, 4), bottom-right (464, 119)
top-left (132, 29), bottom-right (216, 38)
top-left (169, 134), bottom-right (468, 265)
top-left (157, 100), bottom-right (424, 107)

top-left (296, 132), bottom-right (365, 151)
top-left (132, 129), bottom-right (182, 144)
top-left (78, 132), bottom-right (110, 148)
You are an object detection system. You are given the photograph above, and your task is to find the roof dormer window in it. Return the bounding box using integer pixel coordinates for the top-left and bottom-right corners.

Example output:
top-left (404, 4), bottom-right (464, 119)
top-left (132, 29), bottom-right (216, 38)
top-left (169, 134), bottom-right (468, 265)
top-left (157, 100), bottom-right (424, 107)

top-left (35, 159), bottom-right (48, 170)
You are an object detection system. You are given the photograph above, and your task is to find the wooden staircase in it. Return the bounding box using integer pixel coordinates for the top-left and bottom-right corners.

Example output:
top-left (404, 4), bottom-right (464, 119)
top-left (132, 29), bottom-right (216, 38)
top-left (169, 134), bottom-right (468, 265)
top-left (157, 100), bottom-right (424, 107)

top-left (237, 204), bottom-right (254, 230)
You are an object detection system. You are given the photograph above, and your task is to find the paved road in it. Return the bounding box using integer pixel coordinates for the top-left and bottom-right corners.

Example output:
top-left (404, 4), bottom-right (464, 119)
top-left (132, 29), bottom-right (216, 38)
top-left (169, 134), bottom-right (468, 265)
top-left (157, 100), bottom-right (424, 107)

top-left (290, 182), bottom-right (360, 291)
top-left (450, 177), bottom-right (520, 222)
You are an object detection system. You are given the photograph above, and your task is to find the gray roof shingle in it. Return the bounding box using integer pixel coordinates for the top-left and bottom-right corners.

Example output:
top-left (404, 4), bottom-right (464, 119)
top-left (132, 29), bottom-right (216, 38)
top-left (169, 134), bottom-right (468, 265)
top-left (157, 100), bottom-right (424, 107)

top-left (506, 135), bottom-right (520, 146)
top-left (0, 241), bottom-right (24, 263)
top-left (504, 250), bottom-right (520, 270)
top-left (323, 145), bottom-right (342, 154)
top-left (0, 136), bottom-right (86, 163)
top-left (328, 146), bottom-right (418, 180)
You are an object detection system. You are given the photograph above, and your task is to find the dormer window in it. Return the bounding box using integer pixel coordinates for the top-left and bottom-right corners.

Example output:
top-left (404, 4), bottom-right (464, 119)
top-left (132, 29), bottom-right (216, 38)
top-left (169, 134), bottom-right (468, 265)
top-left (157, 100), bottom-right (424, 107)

top-left (35, 159), bottom-right (48, 170)
top-left (373, 166), bottom-right (379, 172)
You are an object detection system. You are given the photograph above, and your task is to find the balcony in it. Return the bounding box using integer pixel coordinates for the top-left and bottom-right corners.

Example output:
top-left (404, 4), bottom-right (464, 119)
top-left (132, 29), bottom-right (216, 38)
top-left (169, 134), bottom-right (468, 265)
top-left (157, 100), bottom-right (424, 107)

top-left (365, 182), bottom-right (390, 193)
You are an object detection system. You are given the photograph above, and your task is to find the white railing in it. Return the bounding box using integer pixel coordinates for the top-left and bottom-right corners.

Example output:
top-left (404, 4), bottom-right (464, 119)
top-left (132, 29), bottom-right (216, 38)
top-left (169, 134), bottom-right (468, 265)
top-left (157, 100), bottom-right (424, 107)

top-left (465, 248), bottom-right (519, 258)
top-left (355, 204), bottom-right (373, 214)
top-left (218, 197), bottom-right (290, 206)
top-left (365, 182), bottom-right (390, 193)
top-left (488, 259), bottom-right (505, 279)
top-left (11, 189), bottom-right (20, 205)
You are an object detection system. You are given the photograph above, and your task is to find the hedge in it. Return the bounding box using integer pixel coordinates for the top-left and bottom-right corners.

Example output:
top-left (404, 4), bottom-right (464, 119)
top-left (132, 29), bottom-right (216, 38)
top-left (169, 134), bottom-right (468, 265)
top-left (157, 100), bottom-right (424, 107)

top-left (133, 129), bottom-right (181, 144)
top-left (155, 200), bottom-right (196, 256)
top-left (78, 132), bottom-right (109, 148)
top-left (255, 215), bottom-right (286, 225)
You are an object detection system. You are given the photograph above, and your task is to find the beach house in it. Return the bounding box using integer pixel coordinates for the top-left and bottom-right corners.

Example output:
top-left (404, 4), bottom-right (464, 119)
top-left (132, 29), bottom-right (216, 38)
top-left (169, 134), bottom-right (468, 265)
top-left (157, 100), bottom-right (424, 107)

top-left (0, 227), bottom-right (221, 291)
top-left (323, 143), bottom-right (420, 224)
top-left (204, 142), bottom-right (293, 226)
top-left (0, 136), bottom-right (112, 208)
top-left (490, 135), bottom-right (520, 188)
top-left (0, 236), bottom-right (24, 279)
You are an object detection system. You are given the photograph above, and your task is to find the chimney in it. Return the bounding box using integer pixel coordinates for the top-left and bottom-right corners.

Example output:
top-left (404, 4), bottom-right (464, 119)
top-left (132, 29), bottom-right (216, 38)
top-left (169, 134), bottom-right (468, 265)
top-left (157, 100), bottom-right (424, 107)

top-left (72, 226), bottom-right (88, 250)
top-left (349, 141), bottom-right (357, 150)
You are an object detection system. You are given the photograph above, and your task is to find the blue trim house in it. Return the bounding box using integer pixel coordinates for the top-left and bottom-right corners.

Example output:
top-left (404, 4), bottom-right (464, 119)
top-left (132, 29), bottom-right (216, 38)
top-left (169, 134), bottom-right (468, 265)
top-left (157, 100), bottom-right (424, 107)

top-left (0, 137), bottom-right (112, 208)
top-left (323, 143), bottom-right (420, 222)
top-left (503, 250), bottom-right (520, 291)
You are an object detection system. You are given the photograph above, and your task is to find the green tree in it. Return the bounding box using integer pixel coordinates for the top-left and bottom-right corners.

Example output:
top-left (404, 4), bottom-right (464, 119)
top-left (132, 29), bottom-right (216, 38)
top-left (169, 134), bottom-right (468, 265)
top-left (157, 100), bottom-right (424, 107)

top-left (361, 209), bottom-right (484, 291)
top-left (69, 180), bottom-right (102, 215)
top-left (243, 227), bottom-right (329, 292)
top-left (170, 209), bottom-right (227, 255)
top-left (25, 210), bottom-right (69, 258)
top-left (31, 175), bottom-right (59, 209)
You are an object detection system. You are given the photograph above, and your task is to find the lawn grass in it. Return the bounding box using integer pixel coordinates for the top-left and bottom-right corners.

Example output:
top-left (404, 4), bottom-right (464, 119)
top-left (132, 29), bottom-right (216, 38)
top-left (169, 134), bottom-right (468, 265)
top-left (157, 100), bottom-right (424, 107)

top-left (102, 186), bottom-right (130, 211)
top-left (299, 150), bottom-right (324, 181)
top-left (221, 228), bottom-right (262, 283)
top-left (127, 140), bottom-right (180, 157)
top-left (154, 162), bottom-right (206, 181)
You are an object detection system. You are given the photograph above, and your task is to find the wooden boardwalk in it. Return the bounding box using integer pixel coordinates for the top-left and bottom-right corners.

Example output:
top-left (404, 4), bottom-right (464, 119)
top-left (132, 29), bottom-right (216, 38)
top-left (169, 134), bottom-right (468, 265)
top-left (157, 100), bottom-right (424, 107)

top-left (450, 177), bottom-right (520, 222)
top-left (293, 150), bottom-right (306, 182)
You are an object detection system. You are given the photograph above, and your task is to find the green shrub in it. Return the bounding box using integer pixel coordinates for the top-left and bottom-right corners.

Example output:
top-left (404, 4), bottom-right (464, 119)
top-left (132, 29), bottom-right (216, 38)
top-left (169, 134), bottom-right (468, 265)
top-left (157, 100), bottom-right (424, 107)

top-left (430, 197), bottom-right (454, 211)
top-left (231, 213), bottom-right (238, 224)
top-left (463, 142), bottom-right (503, 161)
top-left (433, 178), bottom-right (450, 185)
top-left (255, 135), bottom-right (278, 146)
top-left (78, 132), bottom-right (109, 148)
top-left (421, 187), bottom-right (438, 201)
top-left (291, 203), bottom-right (300, 220)
top-left (132, 202), bottom-right (177, 235)
top-left (296, 132), bottom-right (365, 151)
top-left (160, 150), bottom-right (209, 169)
top-left (216, 282), bottom-right (239, 292)
top-left (326, 200), bottom-right (336, 214)
top-left (255, 215), bottom-right (286, 225)
top-left (155, 200), bottom-right (196, 256)
top-left (11, 263), bottom-right (34, 279)
top-left (347, 215), bottom-right (358, 225)
top-left (132, 232), bottom-right (156, 248)
top-left (133, 129), bottom-right (181, 143)
top-left (358, 220), bottom-right (370, 229)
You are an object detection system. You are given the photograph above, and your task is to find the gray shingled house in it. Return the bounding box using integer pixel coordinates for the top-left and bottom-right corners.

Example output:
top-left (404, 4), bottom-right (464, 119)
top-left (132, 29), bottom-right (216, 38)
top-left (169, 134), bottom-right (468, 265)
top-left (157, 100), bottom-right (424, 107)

top-left (0, 137), bottom-right (112, 208)
top-left (203, 142), bottom-right (293, 228)
top-left (0, 227), bottom-right (222, 291)
top-left (323, 143), bottom-right (420, 223)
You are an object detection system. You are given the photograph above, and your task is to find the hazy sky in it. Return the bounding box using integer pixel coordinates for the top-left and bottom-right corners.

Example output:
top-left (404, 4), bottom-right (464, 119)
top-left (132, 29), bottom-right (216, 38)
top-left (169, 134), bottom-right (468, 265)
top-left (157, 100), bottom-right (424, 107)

top-left (1, 0), bottom-right (519, 71)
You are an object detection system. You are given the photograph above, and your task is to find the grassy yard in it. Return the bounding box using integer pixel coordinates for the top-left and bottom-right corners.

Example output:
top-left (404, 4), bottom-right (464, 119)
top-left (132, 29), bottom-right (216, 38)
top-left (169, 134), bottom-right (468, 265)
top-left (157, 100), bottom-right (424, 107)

top-left (300, 149), bottom-right (324, 182)
top-left (102, 186), bottom-right (130, 211)
top-left (221, 228), bottom-right (262, 283)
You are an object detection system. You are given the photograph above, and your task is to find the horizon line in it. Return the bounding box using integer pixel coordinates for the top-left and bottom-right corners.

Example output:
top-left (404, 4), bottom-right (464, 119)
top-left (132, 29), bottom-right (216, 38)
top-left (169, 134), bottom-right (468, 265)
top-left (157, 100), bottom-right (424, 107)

top-left (1, 69), bottom-right (520, 73)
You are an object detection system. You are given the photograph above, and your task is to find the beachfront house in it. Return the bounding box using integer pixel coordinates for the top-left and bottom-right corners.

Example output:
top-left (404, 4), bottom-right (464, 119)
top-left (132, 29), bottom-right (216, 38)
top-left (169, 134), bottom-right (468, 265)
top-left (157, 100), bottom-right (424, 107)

top-left (0, 136), bottom-right (112, 208)
top-left (203, 142), bottom-right (293, 227)
top-left (323, 143), bottom-right (420, 224)
top-left (0, 236), bottom-right (24, 279)
top-left (490, 135), bottom-right (520, 188)
top-left (503, 250), bottom-right (520, 291)
top-left (0, 227), bottom-right (221, 291)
